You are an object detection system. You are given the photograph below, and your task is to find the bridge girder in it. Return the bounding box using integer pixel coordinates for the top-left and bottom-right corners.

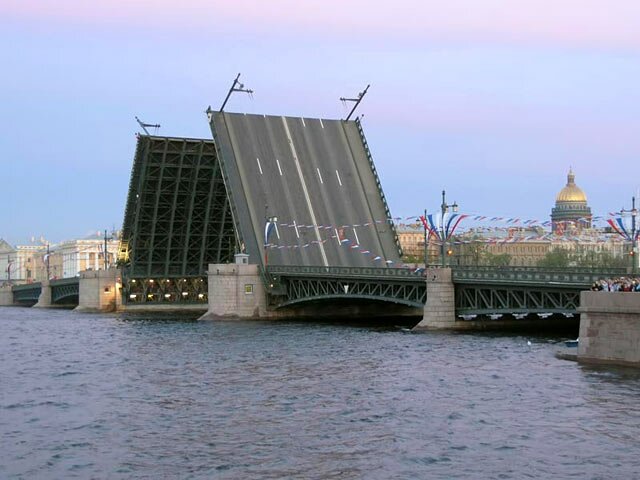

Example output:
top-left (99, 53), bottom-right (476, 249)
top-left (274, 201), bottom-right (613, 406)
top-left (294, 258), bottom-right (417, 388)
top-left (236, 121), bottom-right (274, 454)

top-left (455, 284), bottom-right (581, 315)
top-left (273, 276), bottom-right (426, 309)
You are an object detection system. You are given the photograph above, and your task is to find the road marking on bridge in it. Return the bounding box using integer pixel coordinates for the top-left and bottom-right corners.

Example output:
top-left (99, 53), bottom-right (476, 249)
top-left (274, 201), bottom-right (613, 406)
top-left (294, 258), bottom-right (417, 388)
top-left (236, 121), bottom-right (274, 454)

top-left (293, 220), bottom-right (300, 238)
top-left (353, 227), bottom-right (360, 245)
top-left (256, 157), bottom-right (263, 175)
top-left (316, 168), bottom-right (324, 184)
top-left (334, 228), bottom-right (341, 246)
top-left (281, 117), bottom-right (329, 267)
top-left (319, 119), bottom-right (324, 129)
top-left (301, 118), bottom-right (306, 127)
top-left (335, 169), bottom-right (342, 186)
top-left (276, 159), bottom-right (283, 176)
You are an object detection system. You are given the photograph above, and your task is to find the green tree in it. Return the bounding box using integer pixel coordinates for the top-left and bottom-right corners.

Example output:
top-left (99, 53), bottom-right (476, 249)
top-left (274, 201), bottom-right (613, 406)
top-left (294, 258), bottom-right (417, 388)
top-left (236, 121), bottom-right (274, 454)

top-left (537, 248), bottom-right (571, 268)
top-left (484, 252), bottom-right (512, 266)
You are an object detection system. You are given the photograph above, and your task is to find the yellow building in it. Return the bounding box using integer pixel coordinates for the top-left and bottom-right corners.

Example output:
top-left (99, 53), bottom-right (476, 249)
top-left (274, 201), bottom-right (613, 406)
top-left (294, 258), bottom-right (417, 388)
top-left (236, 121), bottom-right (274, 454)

top-left (0, 240), bottom-right (48, 283)
top-left (49, 238), bottom-right (119, 279)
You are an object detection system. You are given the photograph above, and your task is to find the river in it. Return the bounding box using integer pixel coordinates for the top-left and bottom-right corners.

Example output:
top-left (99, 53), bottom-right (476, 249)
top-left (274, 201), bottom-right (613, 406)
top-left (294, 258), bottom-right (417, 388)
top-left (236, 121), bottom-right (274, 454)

top-left (2, 306), bottom-right (640, 479)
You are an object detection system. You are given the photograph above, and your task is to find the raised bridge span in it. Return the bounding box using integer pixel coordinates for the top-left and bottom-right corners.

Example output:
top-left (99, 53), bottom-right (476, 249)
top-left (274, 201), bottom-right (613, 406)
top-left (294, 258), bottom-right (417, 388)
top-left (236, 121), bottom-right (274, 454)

top-left (208, 112), bottom-right (401, 268)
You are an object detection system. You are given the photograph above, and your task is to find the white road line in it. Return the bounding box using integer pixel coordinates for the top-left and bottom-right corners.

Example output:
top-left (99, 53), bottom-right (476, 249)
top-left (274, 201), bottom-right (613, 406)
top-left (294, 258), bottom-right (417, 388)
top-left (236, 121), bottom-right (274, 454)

top-left (256, 157), bottom-right (263, 175)
top-left (316, 168), bottom-right (323, 184)
top-left (276, 159), bottom-right (283, 176)
top-left (301, 118), bottom-right (306, 127)
top-left (353, 227), bottom-right (360, 245)
top-left (335, 170), bottom-right (342, 186)
top-left (281, 116), bottom-right (329, 267)
top-left (334, 228), bottom-right (341, 246)
top-left (294, 220), bottom-right (300, 238)
top-left (319, 119), bottom-right (324, 129)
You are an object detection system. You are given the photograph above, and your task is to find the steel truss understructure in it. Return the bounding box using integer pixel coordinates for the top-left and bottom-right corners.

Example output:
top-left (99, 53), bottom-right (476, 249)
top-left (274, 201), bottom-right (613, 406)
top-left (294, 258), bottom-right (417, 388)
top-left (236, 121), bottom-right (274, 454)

top-left (265, 266), bottom-right (426, 308)
top-left (51, 278), bottom-right (80, 304)
top-left (124, 277), bottom-right (208, 305)
top-left (455, 285), bottom-right (581, 315)
top-left (12, 283), bottom-right (42, 304)
top-left (119, 135), bottom-right (236, 304)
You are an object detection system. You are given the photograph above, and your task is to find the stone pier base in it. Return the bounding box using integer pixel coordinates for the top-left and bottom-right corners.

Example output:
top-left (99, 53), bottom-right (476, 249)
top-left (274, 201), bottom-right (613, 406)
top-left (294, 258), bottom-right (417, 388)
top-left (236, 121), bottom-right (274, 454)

top-left (33, 280), bottom-right (52, 308)
top-left (75, 268), bottom-right (122, 312)
top-left (200, 261), bottom-right (277, 320)
top-left (577, 291), bottom-right (640, 367)
top-left (412, 268), bottom-right (456, 330)
top-left (0, 285), bottom-right (14, 306)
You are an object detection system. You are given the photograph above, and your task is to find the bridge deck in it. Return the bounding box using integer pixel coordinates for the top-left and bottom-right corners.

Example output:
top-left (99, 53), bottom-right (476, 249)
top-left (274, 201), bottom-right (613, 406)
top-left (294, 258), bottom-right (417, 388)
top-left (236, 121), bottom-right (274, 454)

top-left (210, 112), bottom-right (401, 268)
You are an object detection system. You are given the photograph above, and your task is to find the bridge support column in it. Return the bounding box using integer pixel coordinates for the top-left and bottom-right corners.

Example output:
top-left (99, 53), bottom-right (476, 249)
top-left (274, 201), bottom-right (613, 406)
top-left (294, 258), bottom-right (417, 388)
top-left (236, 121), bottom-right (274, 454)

top-left (33, 280), bottom-right (52, 308)
top-left (200, 259), bottom-right (269, 320)
top-left (0, 285), bottom-right (13, 305)
top-left (75, 268), bottom-right (122, 312)
top-left (413, 268), bottom-right (456, 331)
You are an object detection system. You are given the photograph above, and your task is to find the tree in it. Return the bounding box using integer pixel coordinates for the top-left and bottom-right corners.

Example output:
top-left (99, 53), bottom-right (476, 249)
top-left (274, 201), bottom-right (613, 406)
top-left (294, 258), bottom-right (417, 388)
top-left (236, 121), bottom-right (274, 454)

top-left (484, 252), bottom-right (512, 266)
top-left (537, 248), bottom-right (571, 268)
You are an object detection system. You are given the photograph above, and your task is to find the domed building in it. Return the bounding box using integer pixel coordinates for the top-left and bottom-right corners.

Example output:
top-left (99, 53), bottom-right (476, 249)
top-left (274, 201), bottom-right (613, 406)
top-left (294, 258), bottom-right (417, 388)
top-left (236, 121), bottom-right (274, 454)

top-left (551, 169), bottom-right (592, 233)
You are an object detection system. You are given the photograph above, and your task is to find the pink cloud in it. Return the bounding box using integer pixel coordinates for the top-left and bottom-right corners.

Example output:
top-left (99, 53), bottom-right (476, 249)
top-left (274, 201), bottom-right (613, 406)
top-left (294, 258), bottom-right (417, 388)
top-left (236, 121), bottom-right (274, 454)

top-left (4, 0), bottom-right (640, 51)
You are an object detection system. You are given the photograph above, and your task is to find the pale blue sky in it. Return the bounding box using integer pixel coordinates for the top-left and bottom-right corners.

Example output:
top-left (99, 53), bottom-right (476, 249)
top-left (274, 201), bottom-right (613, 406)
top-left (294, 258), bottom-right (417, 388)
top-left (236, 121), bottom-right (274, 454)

top-left (2, 1), bottom-right (639, 245)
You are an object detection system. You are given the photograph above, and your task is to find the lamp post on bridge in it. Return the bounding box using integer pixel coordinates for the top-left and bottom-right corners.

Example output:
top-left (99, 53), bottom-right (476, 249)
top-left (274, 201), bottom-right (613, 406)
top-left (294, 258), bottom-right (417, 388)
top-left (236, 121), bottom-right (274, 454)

top-left (440, 190), bottom-right (458, 267)
top-left (264, 215), bottom-right (278, 266)
top-left (620, 196), bottom-right (638, 274)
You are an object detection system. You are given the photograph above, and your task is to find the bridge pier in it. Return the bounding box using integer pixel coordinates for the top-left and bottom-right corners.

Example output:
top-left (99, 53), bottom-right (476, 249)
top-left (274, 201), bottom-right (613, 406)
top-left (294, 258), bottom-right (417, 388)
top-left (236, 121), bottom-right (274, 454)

top-left (201, 255), bottom-right (299, 320)
top-left (413, 268), bottom-right (456, 330)
top-left (75, 268), bottom-right (122, 312)
top-left (33, 280), bottom-right (52, 308)
top-left (201, 258), bottom-right (267, 320)
top-left (0, 285), bottom-right (13, 305)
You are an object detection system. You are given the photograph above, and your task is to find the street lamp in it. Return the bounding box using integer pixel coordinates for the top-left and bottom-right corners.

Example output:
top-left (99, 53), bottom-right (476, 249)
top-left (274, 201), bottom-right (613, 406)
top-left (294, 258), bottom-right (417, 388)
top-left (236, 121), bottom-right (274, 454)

top-left (620, 196), bottom-right (638, 273)
top-left (264, 215), bottom-right (278, 266)
top-left (440, 190), bottom-right (459, 267)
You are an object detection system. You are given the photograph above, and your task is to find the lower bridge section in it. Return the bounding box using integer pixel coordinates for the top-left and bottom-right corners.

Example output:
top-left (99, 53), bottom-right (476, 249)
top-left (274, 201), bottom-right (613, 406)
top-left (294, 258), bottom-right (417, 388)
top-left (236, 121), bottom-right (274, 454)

top-left (455, 284), bottom-right (581, 317)
top-left (265, 266), bottom-right (426, 309)
top-left (12, 283), bottom-right (42, 305)
top-left (51, 278), bottom-right (80, 305)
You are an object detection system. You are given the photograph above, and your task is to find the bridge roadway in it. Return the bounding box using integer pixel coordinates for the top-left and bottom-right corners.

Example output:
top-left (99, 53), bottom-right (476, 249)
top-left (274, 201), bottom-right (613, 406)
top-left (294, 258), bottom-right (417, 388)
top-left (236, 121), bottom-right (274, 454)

top-left (264, 266), bottom-right (625, 317)
top-left (209, 112), bottom-right (401, 268)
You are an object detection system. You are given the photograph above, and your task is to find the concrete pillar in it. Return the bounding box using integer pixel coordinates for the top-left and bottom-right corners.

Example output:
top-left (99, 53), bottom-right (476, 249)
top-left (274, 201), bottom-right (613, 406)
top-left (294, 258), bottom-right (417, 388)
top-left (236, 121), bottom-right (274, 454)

top-left (200, 260), bottom-right (268, 320)
top-left (577, 291), bottom-right (640, 367)
top-left (33, 280), bottom-right (52, 308)
top-left (413, 268), bottom-right (456, 330)
top-left (0, 285), bottom-right (14, 306)
top-left (75, 268), bottom-right (122, 312)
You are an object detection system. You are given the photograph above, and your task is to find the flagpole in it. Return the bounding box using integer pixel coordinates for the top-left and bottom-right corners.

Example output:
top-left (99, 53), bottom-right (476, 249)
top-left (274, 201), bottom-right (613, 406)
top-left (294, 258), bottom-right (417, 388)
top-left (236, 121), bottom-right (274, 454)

top-left (440, 190), bottom-right (459, 267)
top-left (423, 209), bottom-right (428, 268)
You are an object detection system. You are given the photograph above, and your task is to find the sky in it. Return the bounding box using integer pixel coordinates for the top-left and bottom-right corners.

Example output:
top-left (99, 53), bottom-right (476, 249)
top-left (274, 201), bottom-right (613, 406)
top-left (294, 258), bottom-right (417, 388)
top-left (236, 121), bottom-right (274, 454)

top-left (2, 0), bottom-right (639, 245)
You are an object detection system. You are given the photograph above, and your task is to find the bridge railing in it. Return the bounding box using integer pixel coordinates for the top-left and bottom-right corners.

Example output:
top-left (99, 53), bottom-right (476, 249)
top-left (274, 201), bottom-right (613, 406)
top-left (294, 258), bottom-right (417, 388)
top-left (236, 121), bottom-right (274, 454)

top-left (12, 282), bottom-right (43, 292)
top-left (50, 277), bottom-right (80, 287)
top-left (265, 265), bottom-right (425, 280)
top-left (451, 266), bottom-right (625, 286)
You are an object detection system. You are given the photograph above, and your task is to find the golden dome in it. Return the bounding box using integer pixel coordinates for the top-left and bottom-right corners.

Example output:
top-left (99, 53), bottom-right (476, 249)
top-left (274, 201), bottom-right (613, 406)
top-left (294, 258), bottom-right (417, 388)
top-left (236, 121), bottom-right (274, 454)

top-left (555, 169), bottom-right (587, 203)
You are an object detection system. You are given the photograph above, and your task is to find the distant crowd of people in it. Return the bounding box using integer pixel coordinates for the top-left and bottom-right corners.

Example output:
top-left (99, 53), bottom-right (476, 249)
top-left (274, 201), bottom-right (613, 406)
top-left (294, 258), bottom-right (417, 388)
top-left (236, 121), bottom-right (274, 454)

top-left (591, 277), bottom-right (640, 292)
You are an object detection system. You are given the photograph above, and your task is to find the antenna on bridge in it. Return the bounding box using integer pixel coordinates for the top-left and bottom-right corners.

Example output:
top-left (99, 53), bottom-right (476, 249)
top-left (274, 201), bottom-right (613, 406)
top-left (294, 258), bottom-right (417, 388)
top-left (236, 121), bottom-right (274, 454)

top-left (340, 84), bottom-right (370, 121)
top-left (219, 73), bottom-right (254, 112)
top-left (135, 116), bottom-right (161, 135)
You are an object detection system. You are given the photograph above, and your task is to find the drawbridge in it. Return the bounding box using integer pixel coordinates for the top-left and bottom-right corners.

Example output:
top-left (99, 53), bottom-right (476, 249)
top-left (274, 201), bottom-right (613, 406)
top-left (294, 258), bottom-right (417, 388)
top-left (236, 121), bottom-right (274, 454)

top-left (208, 112), bottom-right (401, 268)
top-left (118, 113), bottom-right (401, 305)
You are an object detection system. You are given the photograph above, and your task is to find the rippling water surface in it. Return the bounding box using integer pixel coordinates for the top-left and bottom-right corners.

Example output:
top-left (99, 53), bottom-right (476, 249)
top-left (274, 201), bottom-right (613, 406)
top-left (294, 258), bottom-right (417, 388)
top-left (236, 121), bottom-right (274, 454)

top-left (2, 307), bottom-right (640, 479)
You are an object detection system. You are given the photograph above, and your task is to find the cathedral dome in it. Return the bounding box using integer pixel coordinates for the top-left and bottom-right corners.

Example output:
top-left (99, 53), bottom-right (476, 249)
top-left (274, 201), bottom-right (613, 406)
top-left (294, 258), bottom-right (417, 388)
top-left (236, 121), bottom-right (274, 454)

top-left (555, 169), bottom-right (587, 203)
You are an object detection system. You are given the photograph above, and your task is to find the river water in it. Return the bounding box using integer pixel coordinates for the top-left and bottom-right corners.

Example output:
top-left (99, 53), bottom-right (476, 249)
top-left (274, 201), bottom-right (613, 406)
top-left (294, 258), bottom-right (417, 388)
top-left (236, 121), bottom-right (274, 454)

top-left (2, 307), bottom-right (640, 479)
